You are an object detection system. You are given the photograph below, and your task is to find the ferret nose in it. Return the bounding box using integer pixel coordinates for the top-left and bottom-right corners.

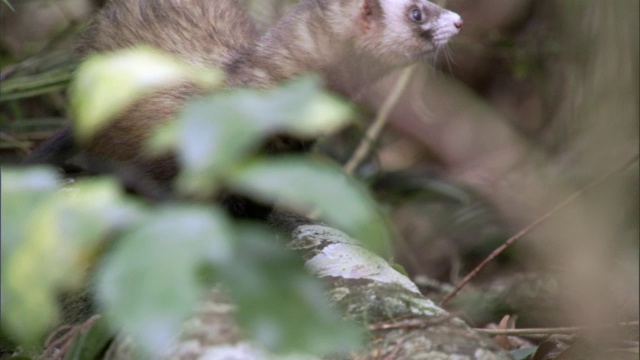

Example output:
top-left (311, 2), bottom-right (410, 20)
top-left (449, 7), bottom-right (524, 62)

top-left (454, 19), bottom-right (463, 29)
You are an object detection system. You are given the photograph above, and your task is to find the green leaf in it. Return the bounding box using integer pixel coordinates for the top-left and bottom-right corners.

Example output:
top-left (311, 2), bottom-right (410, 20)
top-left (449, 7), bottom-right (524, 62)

top-left (230, 156), bottom-right (392, 255)
top-left (96, 205), bottom-right (234, 356)
top-left (70, 47), bottom-right (222, 141)
top-left (171, 96), bottom-right (265, 195)
top-left (221, 224), bottom-right (362, 354)
top-left (1, 166), bottom-right (61, 255)
top-left (1, 174), bottom-right (143, 344)
top-left (63, 316), bottom-right (114, 360)
top-left (1, 166), bottom-right (60, 346)
top-left (153, 76), bottom-right (352, 196)
top-left (221, 76), bottom-right (352, 137)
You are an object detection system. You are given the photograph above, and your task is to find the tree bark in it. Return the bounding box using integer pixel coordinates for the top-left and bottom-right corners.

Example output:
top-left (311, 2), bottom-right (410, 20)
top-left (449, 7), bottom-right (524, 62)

top-left (139, 213), bottom-right (513, 360)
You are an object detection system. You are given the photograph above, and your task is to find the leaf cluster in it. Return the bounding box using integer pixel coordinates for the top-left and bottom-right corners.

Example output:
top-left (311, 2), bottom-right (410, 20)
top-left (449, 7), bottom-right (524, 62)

top-left (2, 47), bottom-right (393, 357)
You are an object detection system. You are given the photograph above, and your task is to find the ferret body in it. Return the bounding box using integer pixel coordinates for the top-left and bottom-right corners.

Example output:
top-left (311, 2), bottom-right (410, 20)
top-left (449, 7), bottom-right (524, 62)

top-left (27, 0), bottom-right (462, 185)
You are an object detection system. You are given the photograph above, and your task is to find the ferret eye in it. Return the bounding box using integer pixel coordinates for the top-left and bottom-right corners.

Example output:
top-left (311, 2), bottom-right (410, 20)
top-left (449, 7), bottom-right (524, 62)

top-left (409, 7), bottom-right (423, 23)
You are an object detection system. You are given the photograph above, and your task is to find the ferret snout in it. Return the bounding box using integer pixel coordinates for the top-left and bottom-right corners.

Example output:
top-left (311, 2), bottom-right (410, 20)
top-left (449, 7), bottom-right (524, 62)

top-left (429, 11), bottom-right (463, 47)
top-left (443, 12), bottom-right (463, 33)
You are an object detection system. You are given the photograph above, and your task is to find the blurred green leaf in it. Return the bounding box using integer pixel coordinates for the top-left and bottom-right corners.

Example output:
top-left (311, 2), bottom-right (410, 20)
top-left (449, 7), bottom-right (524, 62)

top-left (70, 47), bottom-right (222, 141)
top-left (221, 224), bottom-right (362, 354)
top-left (63, 316), bottom-right (113, 360)
top-left (230, 156), bottom-right (392, 255)
top-left (170, 96), bottom-right (265, 195)
top-left (96, 205), bottom-right (234, 356)
top-left (228, 76), bottom-right (352, 136)
top-left (150, 76), bottom-right (352, 196)
top-left (1, 171), bottom-right (143, 344)
top-left (1, 166), bottom-right (61, 255)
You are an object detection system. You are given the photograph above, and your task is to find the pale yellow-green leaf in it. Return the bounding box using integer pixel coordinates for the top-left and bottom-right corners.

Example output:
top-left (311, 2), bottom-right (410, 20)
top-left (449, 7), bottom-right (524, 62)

top-left (70, 47), bottom-right (223, 141)
top-left (230, 156), bottom-right (392, 255)
top-left (293, 91), bottom-right (353, 136)
top-left (145, 120), bottom-right (180, 156)
top-left (2, 177), bottom-right (143, 343)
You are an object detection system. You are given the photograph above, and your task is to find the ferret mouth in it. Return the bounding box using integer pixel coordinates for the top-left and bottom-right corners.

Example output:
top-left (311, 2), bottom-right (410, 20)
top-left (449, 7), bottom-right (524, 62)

top-left (430, 27), bottom-right (461, 48)
top-left (420, 29), bottom-right (454, 49)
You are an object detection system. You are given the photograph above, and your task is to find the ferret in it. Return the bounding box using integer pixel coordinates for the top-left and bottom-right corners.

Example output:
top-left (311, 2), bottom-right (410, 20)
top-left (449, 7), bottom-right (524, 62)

top-left (25, 0), bottom-right (462, 199)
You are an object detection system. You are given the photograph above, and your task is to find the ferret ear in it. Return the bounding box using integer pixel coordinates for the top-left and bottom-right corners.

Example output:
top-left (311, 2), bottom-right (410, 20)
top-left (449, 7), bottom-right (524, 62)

top-left (359, 0), bottom-right (383, 32)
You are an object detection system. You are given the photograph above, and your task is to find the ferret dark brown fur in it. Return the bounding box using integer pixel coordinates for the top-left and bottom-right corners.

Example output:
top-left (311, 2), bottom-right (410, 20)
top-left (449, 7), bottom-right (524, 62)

top-left (26, 0), bottom-right (462, 187)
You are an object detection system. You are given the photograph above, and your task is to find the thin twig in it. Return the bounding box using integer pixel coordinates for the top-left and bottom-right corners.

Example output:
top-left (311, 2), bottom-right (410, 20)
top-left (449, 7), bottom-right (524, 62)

top-left (369, 312), bottom-right (459, 331)
top-left (37, 315), bottom-right (102, 360)
top-left (440, 154), bottom-right (639, 306)
top-left (382, 341), bottom-right (404, 360)
top-left (307, 66), bottom-right (416, 220)
top-left (476, 320), bottom-right (639, 336)
top-left (343, 65), bottom-right (415, 175)
top-left (38, 324), bottom-right (77, 360)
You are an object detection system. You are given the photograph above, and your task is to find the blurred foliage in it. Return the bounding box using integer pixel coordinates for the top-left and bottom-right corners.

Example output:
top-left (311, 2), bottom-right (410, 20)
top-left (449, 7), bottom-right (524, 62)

top-left (0, 48), bottom-right (394, 357)
top-left (70, 47), bottom-right (223, 141)
top-left (1, 0), bottom-right (637, 358)
top-left (2, 170), bottom-right (143, 345)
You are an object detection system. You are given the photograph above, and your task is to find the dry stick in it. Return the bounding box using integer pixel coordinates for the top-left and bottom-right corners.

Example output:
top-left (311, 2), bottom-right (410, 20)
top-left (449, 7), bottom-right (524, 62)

top-left (37, 315), bottom-right (102, 360)
top-left (440, 154), bottom-right (640, 306)
top-left (308, 66), bottom-right (415, 220)
top-left (343, 65), bottom-right (415, 175)
top-left (369, 312), bottom-right (459, 331)
top-left (475, 320), bottom-right (639, 336)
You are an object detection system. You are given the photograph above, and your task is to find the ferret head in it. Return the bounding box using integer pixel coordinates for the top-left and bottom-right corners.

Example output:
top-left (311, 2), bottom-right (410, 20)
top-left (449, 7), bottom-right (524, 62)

top-left (349, 0), bottom-right (463, 65)
top-left (245, 0), bottom-right (463, 88)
